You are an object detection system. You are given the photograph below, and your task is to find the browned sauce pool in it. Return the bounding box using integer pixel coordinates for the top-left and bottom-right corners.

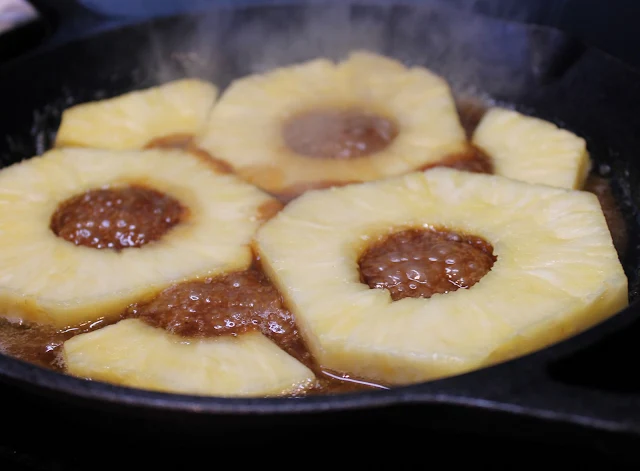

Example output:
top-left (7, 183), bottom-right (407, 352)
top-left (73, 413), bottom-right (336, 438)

top-left (0, 97), bottom-right (629, 397)
top-left (584, 174), bottom-right (629, 258)
top-left (423, 145), bottom-right (494, 175)
top-left (0, 317), bottom-right (113, 372)
top-left (283, 108), bottom-right (398, 159)
top-left (145, 133), bottom-right (235, 174)
top-left (456, 95), bottom-right (489, 138)
top-left (126, 269), bottom-right (306, 353)
top-left (0, 262), bottom-right (389, 395)
top-left (125, 263), bottom-right (389, 395)
top-left (359, 228), bottom-right (496, 301)
top-left (274, 145), bottom-right (492, 203)
top-left (50, 185), bottom-right (186, 250)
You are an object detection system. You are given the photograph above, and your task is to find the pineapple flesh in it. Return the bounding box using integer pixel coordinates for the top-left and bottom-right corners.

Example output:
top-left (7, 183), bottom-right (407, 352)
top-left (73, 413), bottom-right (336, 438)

top-left (0, 148), bottom-right (275, 328)
top-left (255, 167), bottom-right (628, 385)
top-left (197, 51), bottom-right (468, 197)
top-left (63, 319), bottom-right (316, 397)
top-left (472, 107), bottom-right (591, 189)
top-left (55, 79), bottom-right (218, 150)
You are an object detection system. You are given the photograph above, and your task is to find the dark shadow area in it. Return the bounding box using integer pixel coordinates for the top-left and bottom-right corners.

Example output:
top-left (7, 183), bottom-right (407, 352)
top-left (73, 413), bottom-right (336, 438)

top-left (549, 314), bottom-right (640, 394)
top-left (0, 378), bottom-right (638, 470)
top-left (0, 15), bottom-right (50, 63)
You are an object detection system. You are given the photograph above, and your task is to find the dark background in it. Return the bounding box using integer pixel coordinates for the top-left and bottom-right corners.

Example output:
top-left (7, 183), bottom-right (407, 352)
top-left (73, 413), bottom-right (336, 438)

top-left (1, 0), bottom-right (640, 68)
top-left (9, 0), bottom-right (640, 69)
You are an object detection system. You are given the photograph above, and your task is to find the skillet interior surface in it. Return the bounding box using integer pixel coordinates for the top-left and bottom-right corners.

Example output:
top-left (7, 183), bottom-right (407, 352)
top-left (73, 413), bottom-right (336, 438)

top-left (1, 1), bottom-right (640, 447)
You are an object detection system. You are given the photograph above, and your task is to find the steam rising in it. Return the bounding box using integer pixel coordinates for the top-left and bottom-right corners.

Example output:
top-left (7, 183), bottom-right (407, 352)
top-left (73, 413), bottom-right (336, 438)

top-left (6, 1), bottom-right (574, 161)
top-left (144, 0), bottom-right (569, 103)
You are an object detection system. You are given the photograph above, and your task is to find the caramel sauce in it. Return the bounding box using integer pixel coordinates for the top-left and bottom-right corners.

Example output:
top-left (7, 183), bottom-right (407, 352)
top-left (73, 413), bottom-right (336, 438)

top-left (123, 258), bottom-right (386, 395)
top-left (185, 145), bottom-right (235, 175)
top-left (359, 228), bottom-right (496, 301)
top-left (421, 145), bottom-right (493, 175)
top-left (0, 317), bottom-right (113, 372)
top-left (145, 133), bottom-right (235, 175)
top-left (50, 185), bottom-right (186, 250)
top-left (272, 146), bottom-right (492, 203)
top-left (0, 259), bottom-right (386, 394)
top-left (274, 179), bottom-right (362, 204)
top-left (584, 174), bottom-right (629, 258)
top-left (0, 95), bottom-right (629, 398)
top-left (256, 199), bottom-right (284, 221)
top-left (455, 95), bottom-right (489, 138)
top-left (283, 108), bottom-right (398, 159)
top-left (144, 133), bottom-right (194, 150)
top-left (125, 269), bottom-right (308, 358)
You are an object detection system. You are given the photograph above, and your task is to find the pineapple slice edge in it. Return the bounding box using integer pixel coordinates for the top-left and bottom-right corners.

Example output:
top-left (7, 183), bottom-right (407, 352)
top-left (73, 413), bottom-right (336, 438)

top-left (55, 78), bottom-right (219, 151)
top-left (10, 55), bottom-right (626, 392)
top-left (62, 318), bottom-right (317, 397)
top-left (472, 107), bottom-right (592, 190)
top-left (255, 167), bottom-right (628, 385)
top-left (196, 50), bottom-right (468, 195)
top-left (0, 147), bottom-right (277, 328)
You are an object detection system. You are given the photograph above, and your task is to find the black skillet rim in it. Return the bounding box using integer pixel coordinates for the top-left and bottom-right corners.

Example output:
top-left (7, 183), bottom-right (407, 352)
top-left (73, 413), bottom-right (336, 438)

top-left (0, 2), bottom-right (639, 422)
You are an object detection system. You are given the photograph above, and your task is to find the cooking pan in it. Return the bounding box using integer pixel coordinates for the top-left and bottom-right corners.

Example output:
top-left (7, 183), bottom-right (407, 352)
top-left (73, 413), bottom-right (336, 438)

top-left (1, 0), bottom-right (640, 467)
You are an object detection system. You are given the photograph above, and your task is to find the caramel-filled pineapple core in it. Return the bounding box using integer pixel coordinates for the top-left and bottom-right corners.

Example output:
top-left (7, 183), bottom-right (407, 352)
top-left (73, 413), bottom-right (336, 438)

top-left (283, 108), bottom-right (397, 159)
top-left (359, 228), bottom-right (496, 301)
top-left (0, 148), bottom-right (278, 328)
top-left (255, 167), bottom-right (628, 385)
top-left (197, 51), bottom-right (469, 196)
top-left (50, 185), bottom-right (186, 250)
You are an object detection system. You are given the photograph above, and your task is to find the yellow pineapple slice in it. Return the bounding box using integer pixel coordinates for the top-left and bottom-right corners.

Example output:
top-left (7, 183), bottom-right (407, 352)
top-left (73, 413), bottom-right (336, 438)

top-left (472, 107), bottom-right (591, 189)
top-left (255, 168), bottom-right (627, 385)
top-left (0, 148), bottom-right (275, 328)
top-left (197, 51), bottom-right (467, 198)
top-left (63, 319), bottom-right (316, 397)
top-left (55, 79), bottom-right (218, 150)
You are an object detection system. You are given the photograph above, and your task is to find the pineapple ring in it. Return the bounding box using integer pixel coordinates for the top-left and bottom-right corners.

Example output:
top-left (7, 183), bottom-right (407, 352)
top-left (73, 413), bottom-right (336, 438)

top-left (55, 79), bottom-right (218, 150)
top-left (0, 148), bottom-right (275, 328)
top-left (63, 319), bottom-right (316, 397)
top-left (197, 51), bottom-right (468, 196)
top-left (472, 107), bottom-right (591, 190)
top-left (255, 167), bottom-right (628, 385)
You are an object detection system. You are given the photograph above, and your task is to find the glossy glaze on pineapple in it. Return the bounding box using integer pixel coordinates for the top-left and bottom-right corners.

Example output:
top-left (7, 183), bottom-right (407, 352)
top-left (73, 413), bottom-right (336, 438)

top-left (0, 97), bottom-right (629, 397)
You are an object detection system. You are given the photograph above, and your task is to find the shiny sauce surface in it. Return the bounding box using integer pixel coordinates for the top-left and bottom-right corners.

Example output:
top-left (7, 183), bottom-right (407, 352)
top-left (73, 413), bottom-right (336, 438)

top-left (0, 98), bottom-right (630, 397)
top-left (124, 265), bottom-right (387, 394)
top-left (0, 264), bottom-right (387, 395)
top-left (359, 228), bottom-right (496, 301)
top-left (125, 269), bottom-right (307, 357)
top-left (50, 185), bottom-right (186, 250)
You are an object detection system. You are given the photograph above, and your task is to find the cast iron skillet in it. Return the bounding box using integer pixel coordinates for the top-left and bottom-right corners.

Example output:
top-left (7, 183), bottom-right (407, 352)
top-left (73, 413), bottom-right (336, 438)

top-left (1, 0), bottom-right (640, 464)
